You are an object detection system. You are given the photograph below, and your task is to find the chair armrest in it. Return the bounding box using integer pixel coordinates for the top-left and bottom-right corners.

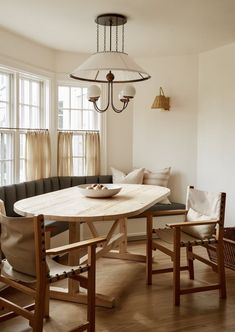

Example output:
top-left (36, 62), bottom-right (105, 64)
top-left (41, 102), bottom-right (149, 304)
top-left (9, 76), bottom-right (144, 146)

top-left (46, 236), bottom-right (106, 255)
top-left (167, 220), bottom-right (218, 228)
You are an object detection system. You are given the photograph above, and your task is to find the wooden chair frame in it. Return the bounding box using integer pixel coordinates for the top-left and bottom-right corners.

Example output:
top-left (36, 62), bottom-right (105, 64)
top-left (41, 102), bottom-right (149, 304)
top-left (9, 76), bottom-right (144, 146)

top-left (146, 187), bottom-right (227, 306)
top-left (0, 214), bottom-right (105, 331)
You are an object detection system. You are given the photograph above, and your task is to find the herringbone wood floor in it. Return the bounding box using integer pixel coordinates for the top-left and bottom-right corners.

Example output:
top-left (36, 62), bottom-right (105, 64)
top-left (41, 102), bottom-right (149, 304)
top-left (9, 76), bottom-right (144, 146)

top-left (1, 241), bottom-right (235, 332)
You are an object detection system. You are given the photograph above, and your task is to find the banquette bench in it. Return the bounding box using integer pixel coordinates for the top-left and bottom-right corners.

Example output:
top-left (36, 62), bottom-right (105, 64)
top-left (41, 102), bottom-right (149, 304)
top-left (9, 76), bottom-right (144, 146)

top-left (0, 176), bottom-right (185, 237)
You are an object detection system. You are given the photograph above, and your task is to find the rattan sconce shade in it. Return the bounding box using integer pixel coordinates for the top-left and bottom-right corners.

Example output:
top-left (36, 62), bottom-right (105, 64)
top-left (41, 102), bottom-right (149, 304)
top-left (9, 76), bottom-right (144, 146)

top-left (151, 87), bottom-right (170, 111)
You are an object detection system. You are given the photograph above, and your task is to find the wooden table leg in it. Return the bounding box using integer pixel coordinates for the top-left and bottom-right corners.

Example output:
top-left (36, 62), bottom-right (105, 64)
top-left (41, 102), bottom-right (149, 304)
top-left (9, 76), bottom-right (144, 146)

top-left (68, 221), bottom-right (81, 294)
top-left (146, 214), bottom-right (153, 285)
top-left (102, 218), bottom-right (146, 262)
top-left (119, 217), bottom-right (128, 254)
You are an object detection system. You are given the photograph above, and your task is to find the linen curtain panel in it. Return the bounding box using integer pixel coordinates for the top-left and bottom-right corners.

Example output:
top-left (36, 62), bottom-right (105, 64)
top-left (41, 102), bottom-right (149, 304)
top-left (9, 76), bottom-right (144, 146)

top-left (57, 131), bottom-right (73, 176)
top-left (26, 130), bottom-right (51, 181)
top-left (85, 132), bottom-right (100, 176)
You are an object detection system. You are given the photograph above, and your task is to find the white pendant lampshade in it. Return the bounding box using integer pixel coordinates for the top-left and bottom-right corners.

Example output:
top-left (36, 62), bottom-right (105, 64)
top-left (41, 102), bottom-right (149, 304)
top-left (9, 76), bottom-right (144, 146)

top-left (70, 52), bottom-right (150, 83)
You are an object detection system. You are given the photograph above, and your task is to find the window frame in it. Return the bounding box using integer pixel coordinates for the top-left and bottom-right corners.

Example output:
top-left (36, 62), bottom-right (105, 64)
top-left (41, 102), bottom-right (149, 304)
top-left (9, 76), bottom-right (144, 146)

top-left (57, 82), bottom-right (101, 176)
top-left (0, 65), bottom-right (49, 185)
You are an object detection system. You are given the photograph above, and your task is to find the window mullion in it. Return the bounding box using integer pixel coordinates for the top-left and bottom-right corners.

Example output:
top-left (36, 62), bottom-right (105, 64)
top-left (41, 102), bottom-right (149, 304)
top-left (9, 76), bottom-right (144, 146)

top-left (14, 74), bottom-right (20, 183)
top-left (40, 81), bottom-right (44, 128)
top-left (69, 86), bottom-right (72, 128)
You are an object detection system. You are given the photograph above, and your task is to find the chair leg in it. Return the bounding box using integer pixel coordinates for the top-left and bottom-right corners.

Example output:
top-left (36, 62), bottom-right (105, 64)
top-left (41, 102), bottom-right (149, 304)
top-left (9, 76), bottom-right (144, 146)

top-left (44, 284), bottom-right (50, 318)
top-left (87, 245), bottom-right (96, 332)
top-left (31, 300), bottom-right (44, 332)
top-left (216, 242), bottom-right (227, 299)
top-left (173, 228), bottom-right (181, 306)
top-left (186, 246), bottom-right (194, 280)
top-left (32, 277), bottom-right (47, 331)
top-left (146, 214), bottom-right (153, 285)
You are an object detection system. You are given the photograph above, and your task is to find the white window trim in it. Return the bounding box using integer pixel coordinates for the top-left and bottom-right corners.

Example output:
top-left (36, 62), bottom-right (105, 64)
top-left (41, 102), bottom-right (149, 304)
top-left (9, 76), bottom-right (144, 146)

top-left (0, 64), bottom-right (50, 185)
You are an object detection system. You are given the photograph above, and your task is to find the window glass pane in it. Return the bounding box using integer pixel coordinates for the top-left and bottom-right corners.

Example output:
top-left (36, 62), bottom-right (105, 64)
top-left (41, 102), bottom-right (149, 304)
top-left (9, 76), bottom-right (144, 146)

top-left (58, 86), bottom-right (69, 108)
top-left (70, 110), bottom-right (82, 130)
top-left (0, 132), bottom-right (13, 159)
top-left (58, 109), bottom-right (70, 129)
top-left (71, 87), bottom-right (82, 109)
top-left (19, 79), bottom-right (30, 105)
top-left (0, 133), bottom-right (13, 185)
top-left (19, 105), bottom-right (40, 128)
top-left (20, 133), bottom-right (26, 159)
top-left (0, 102), bottom-right (10, 127)
top-left (73, 134), bottom-right (84, 157)
top-left (83, 110), bottom-right (99, 130)
top-left (19, 159), bottom-right (26, 183)
top-left (0, 72), bottom-right (9, 102)
top-left (32, 81), bottom-right (40, 106)
top-left (19, 105), bottom-right (29, 127)
top-left (83, 93), bottom-right (90, 109)
top-left (31, 107), bottom-right (40, 128)
top-left (0, 161), bottom-right (13, 185)
top-left (0, 72), bottom-right (10, 127)
top-left (73, 158), bottom-right (84, 176)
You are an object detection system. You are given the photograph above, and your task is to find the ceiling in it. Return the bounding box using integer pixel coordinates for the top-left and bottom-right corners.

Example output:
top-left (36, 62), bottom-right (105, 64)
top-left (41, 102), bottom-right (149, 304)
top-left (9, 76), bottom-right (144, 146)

top-left (0, 0), bottom-right (235, 57)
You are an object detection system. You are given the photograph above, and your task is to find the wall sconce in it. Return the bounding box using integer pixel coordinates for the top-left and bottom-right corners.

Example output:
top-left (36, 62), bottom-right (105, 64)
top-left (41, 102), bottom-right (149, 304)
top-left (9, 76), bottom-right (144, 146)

top-left (151, 87), bottom-right (170, 111)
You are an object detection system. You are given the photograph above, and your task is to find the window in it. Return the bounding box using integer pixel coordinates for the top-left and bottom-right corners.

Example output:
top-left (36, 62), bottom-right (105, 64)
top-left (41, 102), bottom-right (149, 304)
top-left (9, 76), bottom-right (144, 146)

top-left (0, 67), bottom-right (48, 186)
top-left (58, 85), bottom-right (100, 175)
top-left (0, 71), bottom-right (13, 185)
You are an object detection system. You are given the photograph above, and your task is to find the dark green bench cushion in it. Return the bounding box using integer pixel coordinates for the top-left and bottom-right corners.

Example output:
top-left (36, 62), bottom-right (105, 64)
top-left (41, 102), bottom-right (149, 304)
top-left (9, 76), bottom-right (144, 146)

top-left (147, 202), bottom-right (185, 212)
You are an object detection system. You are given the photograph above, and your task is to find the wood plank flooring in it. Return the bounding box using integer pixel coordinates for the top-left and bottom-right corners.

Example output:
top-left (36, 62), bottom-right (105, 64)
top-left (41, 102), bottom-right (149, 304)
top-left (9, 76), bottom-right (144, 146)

top-left (1, 241), bottom-right (235, 332)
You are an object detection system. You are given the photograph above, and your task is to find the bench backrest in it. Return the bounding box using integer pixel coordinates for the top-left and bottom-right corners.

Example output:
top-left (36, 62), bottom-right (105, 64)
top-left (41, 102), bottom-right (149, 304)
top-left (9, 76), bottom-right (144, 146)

top-left (0, 176), bottom-right (112, 216)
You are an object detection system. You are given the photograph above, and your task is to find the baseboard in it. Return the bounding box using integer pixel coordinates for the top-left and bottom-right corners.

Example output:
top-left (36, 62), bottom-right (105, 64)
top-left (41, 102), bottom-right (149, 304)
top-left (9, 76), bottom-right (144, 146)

top-left (127, 233), bottom-right (146, 241)
top-left (127, 232), bottom-right (159, 242)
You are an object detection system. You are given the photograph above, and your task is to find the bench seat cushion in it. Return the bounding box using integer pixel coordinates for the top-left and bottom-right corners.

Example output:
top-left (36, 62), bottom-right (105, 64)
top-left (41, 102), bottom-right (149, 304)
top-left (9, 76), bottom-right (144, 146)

top-left (147, 202), bottom-right (185, 212)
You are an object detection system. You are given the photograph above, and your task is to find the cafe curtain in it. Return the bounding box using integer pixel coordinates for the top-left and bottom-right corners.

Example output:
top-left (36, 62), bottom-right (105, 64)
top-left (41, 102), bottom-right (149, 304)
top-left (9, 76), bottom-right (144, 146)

top-left (85, 132), bottom-right (100, 176)
top-left (57, 131), bottom-right (73, 176)
top-left (26, 130), bottom-right (51, 181)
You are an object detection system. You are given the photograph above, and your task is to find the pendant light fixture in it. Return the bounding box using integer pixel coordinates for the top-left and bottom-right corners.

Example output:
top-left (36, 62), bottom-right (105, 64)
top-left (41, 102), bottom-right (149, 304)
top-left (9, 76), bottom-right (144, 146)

top-left (70, 13), bottom-right (151, 113)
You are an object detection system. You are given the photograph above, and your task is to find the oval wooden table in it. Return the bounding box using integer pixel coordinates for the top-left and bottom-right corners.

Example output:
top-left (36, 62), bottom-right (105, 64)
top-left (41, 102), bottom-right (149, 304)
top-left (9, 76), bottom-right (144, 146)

top-left (14, 183), bottom-right (170, 307)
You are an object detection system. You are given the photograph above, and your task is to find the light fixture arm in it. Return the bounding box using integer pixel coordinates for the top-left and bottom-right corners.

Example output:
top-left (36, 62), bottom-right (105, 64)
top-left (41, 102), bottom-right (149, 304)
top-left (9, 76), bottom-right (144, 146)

top-left (91, 82), bottom-right (111, 113)
top-left (89, 71), bottom-right (130, 113)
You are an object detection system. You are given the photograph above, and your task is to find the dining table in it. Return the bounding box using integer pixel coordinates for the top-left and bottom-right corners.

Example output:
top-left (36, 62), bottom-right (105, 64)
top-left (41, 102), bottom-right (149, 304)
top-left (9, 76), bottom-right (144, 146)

top-left (14, 183), bottom-right (170, 307)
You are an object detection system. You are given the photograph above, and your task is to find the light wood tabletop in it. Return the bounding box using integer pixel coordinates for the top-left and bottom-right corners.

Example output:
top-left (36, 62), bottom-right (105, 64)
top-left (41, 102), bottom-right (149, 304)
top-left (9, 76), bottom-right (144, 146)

top-left (14, 184), bottom-right (170, 221)
top-left (14, 183), bottom-right (170, 308)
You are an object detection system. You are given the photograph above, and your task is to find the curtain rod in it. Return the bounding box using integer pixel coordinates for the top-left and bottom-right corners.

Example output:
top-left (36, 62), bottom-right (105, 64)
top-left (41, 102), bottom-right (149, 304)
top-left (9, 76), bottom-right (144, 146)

top-left (0, 127), bottom-right (99, 132)
top-left (0, 127), bottom-right (48, 131)
top-left (57, 129), bottom-right (99, 133)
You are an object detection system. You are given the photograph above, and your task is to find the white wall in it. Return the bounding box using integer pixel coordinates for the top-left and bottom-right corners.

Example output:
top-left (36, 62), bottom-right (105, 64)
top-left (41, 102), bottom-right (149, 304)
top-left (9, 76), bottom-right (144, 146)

top-left (106, 83), bottom-right (133, 173)
top-left (198, 43), bottom-right (235, 226)
top-left (0, 27), bottom-right (55, 73)
top-left (133, 55), bottom-right (198, 202)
